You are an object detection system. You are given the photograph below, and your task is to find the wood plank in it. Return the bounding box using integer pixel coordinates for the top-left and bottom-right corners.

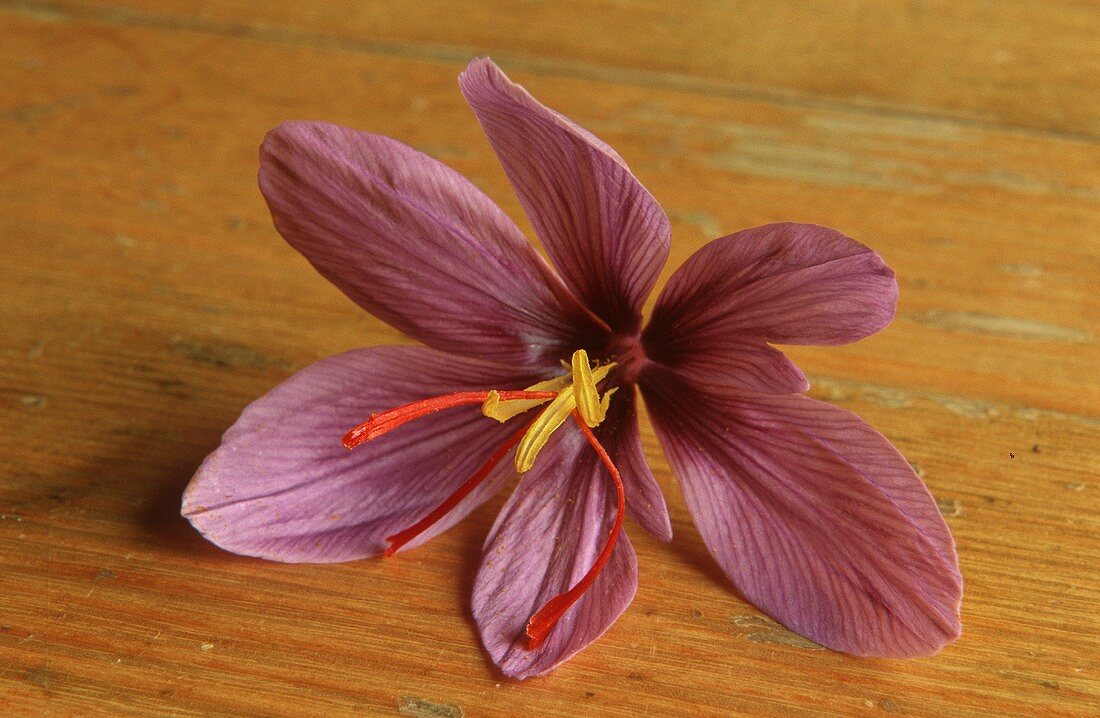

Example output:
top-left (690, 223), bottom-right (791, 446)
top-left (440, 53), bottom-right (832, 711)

top-left (2, 4), bottom-right (1096, 414)
top-left (10, 0), bottom-right (1100, 137)
top-left (1, 6), bottom-right (1097, 718)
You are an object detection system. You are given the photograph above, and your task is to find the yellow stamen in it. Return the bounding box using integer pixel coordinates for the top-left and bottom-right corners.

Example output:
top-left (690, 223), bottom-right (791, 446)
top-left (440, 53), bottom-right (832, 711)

top-left (514, 385), bottom-right (578, 473)
top-left (512, 351), bottom-right (616, 472)
top-left (572, 349), bottom-right (605, 427)
top-left (482, 375), bottom-right (570, 422)
top-left (599, 386), bottom-right (618, 417)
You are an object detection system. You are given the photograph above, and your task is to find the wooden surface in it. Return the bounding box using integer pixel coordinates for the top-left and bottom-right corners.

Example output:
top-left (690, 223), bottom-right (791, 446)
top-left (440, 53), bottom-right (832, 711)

top-left (2, 1), bottom-right (1097, 716)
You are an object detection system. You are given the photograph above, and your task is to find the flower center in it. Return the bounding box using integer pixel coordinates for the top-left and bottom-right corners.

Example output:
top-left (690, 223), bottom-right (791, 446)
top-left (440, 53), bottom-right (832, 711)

top-left (607, 333), bottom-right (647, 385)
top-left (483, 349), bottom-right (618, 472)
top-left (342, 349), bottom-right (624, 651)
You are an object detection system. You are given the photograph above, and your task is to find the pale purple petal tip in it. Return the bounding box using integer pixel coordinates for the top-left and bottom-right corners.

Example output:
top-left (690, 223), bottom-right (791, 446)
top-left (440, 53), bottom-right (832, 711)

top-left (473, 425), bottom-right (638, 679)
top-left (182, 347), bottom-right (545, 562)
top-left (642, 365), bottom-right (962, 657)
top-left (459, 57), bottom-right (671, 334)
top-left (259, 121), bottom-right (603, 368)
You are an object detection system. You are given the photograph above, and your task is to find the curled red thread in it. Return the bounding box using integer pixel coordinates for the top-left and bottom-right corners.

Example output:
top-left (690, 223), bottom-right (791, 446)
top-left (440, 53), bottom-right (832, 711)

top-left (524, 410), bottom-right (625, 650)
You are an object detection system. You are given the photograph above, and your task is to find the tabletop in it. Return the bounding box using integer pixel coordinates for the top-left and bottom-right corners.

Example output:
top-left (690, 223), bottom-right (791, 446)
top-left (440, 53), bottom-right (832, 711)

top-left (2, 2), bottom-right (1097, 716)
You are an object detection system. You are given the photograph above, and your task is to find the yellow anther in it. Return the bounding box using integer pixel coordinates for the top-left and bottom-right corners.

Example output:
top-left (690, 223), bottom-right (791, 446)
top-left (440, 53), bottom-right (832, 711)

top-left (514, 385), bottom-right (578, 473)
top-left (479, 351), bottom-right (617, 473)
top-left (599, 386), bottom-right (618, 417)
top-left (482, 375), bottom-right (570, 422)
top-left (513, 353), bottom-right (617, 472)
top-left (571, 349), bottom-right (605, 427)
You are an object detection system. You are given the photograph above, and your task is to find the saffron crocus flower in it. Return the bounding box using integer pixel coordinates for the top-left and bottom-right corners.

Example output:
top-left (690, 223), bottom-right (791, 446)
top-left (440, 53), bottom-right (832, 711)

top-left (183, 57), bottom-right (962, 679)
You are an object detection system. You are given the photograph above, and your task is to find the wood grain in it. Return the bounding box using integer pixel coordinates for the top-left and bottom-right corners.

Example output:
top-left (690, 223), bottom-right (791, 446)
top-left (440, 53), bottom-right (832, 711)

top-left (16, 0), bottom-right (1100, 137)
top-left (1, 2), bottom-right (1097, 716)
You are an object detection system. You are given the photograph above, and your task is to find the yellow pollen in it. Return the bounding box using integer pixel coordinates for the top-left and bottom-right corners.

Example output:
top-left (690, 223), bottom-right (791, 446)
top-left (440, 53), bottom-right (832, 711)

top-left (481, 350), bottom-right (616, 473)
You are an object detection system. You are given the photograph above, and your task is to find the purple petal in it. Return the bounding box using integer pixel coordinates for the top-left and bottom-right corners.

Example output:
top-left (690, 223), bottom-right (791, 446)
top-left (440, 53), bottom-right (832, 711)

top-left (473, 425), bottom-right (637, 679)
top-left (459, 58), bottom-right (670, 334)
top-left (641, 365), bottom-right (962, 657)
top-left (599, 386), bottom-right (672, 541)
top-left (649, 341), bottom-right (810, 395)
top-left (259, 121), bottom-right (606, 367)
top-left (643, 223), bottom-right (897, 390)
top-left (183, 346), bottom-right (546, 562)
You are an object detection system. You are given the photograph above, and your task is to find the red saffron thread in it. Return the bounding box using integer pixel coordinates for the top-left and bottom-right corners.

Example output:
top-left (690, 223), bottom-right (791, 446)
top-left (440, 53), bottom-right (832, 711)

top-left (342, 390), bottom-right (557, 449)
top-left (382, 414), bottom-right (540, 557)
top-left (524, 410), bottom-right (625, 650)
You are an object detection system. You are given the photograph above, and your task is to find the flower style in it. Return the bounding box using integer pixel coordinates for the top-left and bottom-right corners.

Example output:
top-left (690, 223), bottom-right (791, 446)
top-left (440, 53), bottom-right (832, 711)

top-left (182, 58), bottom-right (962, 679)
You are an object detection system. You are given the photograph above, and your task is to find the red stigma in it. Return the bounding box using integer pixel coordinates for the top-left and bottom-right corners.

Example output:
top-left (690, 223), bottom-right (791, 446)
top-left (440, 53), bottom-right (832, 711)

top-left (524, 410), bottom-right (625, 650)
top-left (342, 390), bottom-right (557, 449)
top-left (382, 414), bottom-right (540, 556)
top-left (342, 384), bottom-right (627, 652)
